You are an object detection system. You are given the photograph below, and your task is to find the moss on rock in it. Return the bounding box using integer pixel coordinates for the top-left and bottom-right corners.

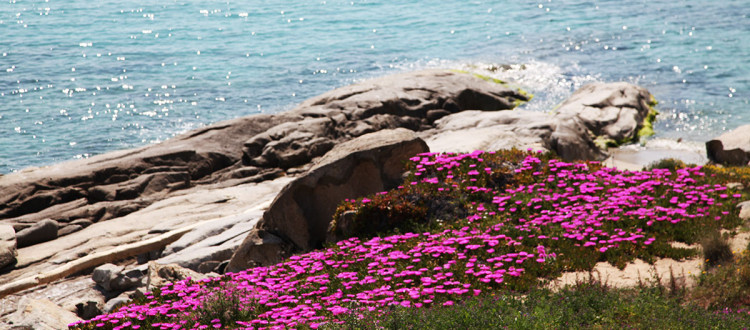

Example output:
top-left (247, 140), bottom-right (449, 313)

top-left (636, 96), bottom-right (659, 142)
top-left (450, 69), bottom-right (534, 107)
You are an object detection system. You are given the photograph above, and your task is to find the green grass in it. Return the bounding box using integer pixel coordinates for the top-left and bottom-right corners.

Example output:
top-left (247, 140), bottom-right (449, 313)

top-left (692, 248), bottom-right (750, 310)
top-left (325, 282), bottom-right (750, 329)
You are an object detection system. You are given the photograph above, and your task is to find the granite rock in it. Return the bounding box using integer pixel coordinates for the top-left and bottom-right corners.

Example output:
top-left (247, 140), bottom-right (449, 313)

top-left (92, 263), bottom-right (143, 292)
top-left (0, 225), bottom-right (16, 270)
top-left (228, 128), bottom-right (429, 271)
top-left (15, 219), bottom-right (58, 248)
top-left (5, 297), bottom-right (80, 330)
top-left (706, 124), bottom-right (750, 166)
top-left (422, 81), bottom-right (655, 161)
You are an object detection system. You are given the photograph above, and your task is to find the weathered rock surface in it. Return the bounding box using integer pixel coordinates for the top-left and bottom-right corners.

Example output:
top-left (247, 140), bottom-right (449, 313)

top-left (706, 124), bottom-right (750, 166)
top-left (0, 70), bottom-right (526, 240)
top-left (228, 129), bottom-right (429, 271)
top-left (156, 209), bottom-right (264, 272)
top-left (0, 114), bottom-right (294, 236)
top-left (241, 69), bottom-right (527, 169)
top-left (420, 110), bottom-right (553, 154)
top-left (5, 297), bottom-right (81, 330)
top-left (0, 176), bottom-right (292, 292)
top-left (555, 82), bottom-right (656, 145)
top-left (0, 225), bottom-right (17, 270)
top-left (421, 82), bottom-right (656, 161)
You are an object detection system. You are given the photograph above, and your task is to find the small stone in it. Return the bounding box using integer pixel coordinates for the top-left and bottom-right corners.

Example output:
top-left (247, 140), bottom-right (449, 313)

top-left (110, 268), bottom-right (146, 291)
top-left (0, 242), bottom-right (16, 270)
top-left (75, 301), bottom-right (102, 320)
top-left (738, 201), bottom-right (750, 221)
top-left (103, 293), bottom-right (131, 314)
top-left (727, 182), bottom-right (745, 190)
top-left (15, 219), bottom-right (58, 248)
top-left (92, 263), bottom-right (124, 292)
top-left (197, 260), bottom-right (221, 273)
top-left (147, 262), bottom-right (209, 291)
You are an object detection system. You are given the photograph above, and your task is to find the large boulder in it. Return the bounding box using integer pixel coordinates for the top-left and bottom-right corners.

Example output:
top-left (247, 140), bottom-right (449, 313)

top-left (706, 124), bottom-right (750, 166)
top-left (242, 69), bottom-right (528, 170)
top-left (227, 129), bottom-right (429, 271)
top-left (291, 69), bottom-right (527, 120)
top-left (555, 81), bottom-right (657, 147)
top-left (421, 82), bottom-right (656, 161)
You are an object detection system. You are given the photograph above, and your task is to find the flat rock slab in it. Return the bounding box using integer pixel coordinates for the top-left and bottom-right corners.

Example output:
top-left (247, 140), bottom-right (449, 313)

top-left (156, 208), bottom-right (265, 272)
top-left (0, 176), bottom-right (292, 287)
top-left (420, 110), bottom-right (552, 153)
top-left (4, 297), bottom-right (81, 330)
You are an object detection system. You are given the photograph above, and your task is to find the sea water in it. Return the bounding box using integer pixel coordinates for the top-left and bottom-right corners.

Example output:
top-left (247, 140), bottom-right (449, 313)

top-left (1, 0), bottom-right (748, 173)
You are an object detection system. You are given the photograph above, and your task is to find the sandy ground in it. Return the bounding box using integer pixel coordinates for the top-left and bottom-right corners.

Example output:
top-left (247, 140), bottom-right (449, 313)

top-left (603, 139), bottom-right (709, 171)
top-left (549, 232), bottom-right (750, 290)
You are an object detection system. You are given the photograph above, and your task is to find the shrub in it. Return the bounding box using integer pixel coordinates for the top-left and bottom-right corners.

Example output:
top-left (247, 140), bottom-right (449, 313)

top-left (645, 158), bottom-right (688, 172)
top-left (701, 231), bottom-right (733, 268)
top-left (693, 249), bottom-right (750, 309)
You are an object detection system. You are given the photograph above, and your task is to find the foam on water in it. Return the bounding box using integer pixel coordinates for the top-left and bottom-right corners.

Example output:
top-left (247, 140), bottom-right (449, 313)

top-left (1, 0), bottom-right (749, 173)
top-left (390, 58), bottom-right (600, 114)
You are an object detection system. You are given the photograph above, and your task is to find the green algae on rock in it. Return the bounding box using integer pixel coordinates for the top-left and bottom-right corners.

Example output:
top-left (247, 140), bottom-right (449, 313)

top-left (449, 69), bottom-right (534, 107)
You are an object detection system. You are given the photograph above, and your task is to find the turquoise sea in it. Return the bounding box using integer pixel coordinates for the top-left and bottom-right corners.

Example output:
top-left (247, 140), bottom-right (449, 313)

top-left (1, 0), bottom-right (748, 173)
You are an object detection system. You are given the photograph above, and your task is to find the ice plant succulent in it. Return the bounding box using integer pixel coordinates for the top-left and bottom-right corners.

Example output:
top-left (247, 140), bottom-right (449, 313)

top-left (70, 149), bottom-right (747, 330)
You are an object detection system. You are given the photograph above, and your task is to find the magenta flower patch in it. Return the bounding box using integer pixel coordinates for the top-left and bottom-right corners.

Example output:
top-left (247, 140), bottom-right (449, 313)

top-left (70, 150), bottom-right (746, 330)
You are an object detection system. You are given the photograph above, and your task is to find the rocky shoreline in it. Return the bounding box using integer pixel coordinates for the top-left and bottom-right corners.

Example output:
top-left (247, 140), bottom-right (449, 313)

top-left (0, 69), bottom-right (743, 329)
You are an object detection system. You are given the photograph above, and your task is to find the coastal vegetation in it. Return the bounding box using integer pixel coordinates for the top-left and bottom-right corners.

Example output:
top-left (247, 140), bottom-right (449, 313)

top-left (69, 149), bottom-right (750, 329)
